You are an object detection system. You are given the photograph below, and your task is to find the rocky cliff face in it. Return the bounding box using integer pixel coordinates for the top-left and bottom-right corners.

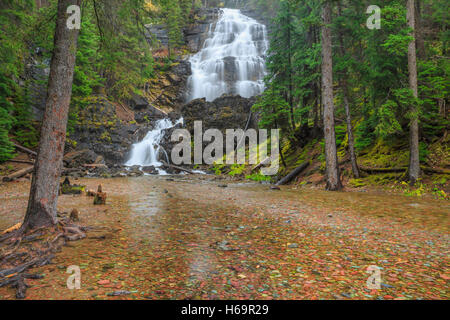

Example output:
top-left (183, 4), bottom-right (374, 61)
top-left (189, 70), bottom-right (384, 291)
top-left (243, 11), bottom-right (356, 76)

top-left (182, 94), bottom-right (257, 134)
top-left (145, 8), bottom-right (220, 54)
top-left (185, 8), bottom-right (220, 53)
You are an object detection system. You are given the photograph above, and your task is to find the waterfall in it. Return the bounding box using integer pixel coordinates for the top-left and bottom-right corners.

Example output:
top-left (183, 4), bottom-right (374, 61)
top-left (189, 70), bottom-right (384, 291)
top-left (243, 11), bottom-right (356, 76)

top-left (187, 8), bottom-right (269, 102)
top-left (125, 118), bottom-right (183, 171)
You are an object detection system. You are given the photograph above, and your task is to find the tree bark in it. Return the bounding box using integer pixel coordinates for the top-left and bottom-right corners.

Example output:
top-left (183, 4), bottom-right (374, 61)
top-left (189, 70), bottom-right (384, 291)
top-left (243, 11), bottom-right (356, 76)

top-left (321, 1), bottom-right (342, 191)
top-left (407, 0), bottom-right (420, 185)
top-left (22, 0), bottom-right (81, 231)
top-left (286, 2), bottom-right (295, 132)
top-left (415, 0), bottom-right (426, 59)
top-left (337, 3), bottom-right (359, 179)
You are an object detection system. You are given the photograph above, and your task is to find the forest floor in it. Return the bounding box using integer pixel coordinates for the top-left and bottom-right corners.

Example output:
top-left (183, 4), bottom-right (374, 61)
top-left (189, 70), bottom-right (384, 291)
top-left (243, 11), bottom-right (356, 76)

top-left (0, 176), bottom-right (448, 300)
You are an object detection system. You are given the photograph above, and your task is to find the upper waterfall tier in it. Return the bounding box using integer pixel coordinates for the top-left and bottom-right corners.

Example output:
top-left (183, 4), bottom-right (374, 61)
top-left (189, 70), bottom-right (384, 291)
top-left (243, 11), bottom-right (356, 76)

top-left (187, 8), bottom-right (269, 102)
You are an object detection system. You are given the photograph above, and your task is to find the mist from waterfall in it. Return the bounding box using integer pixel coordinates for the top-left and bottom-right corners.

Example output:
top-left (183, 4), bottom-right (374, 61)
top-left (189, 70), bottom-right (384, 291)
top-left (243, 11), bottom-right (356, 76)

top-left (187, 8), bottom-right (269, 102)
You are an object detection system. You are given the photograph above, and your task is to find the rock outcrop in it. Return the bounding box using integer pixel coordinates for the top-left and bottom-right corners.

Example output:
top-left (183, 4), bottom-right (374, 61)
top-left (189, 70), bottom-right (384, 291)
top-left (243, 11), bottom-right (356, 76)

top-left (68, 95), bottom-right (142, 167)
top-left (181, 94), bottom-right (257, 134)
top-left (185, 8), bottom-right (220, 53)
top-left (143, 59), bottom-right (192, 113)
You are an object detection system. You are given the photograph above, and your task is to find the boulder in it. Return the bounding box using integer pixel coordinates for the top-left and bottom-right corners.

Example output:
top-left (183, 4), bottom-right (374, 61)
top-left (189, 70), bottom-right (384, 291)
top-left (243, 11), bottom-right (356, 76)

top-left (181, 94), bottom-right (257, 134)
top-left (64, 149), bottom-right (98, 168)
top-left (129, 93), bottom-right (150, 110)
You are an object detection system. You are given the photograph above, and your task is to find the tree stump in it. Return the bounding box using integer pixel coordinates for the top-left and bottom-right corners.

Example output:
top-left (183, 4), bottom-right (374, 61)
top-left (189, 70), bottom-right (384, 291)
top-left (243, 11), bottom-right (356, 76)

top-left (69, 209), bottom-right (79, 222)
top-left (93, 185), bottom-right (107, 205)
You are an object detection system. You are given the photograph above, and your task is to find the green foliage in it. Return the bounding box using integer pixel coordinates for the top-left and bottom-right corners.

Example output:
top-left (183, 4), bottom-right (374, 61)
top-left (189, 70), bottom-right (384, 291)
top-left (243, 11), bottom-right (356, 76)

top-left (246, 173), bottom-right (272, 182)
top-left (0, 74), bottom-right (15, 162)
top-left (228, 164), bottom-right (245, 176)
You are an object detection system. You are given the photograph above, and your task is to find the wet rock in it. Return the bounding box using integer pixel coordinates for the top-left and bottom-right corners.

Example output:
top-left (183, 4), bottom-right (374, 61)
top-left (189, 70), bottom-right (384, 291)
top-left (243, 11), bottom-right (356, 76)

top-left (182, 95), bottom-right (257, 137)
top-left (145, 24), bottom-right (169, 48)
top-left (216, 240), bottom-right (234, 251)
top-left (64, 149), bottom-right (98, 168)
top-left (68, 95), bottom-right (135, 166)
top-left (107, 291), bottom-right (131, 297)
top-left (185, 8), bottom-right (220, 52)
top-left (142, 166), bottom-right (157, 174)
top-left (129, 93), bottom-right (150, 110)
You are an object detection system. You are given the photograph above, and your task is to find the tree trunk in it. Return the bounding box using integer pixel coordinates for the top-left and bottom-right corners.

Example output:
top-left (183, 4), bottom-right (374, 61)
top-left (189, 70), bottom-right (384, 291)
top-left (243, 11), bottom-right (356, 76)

top-left (321, 1), bottom-right (342, 191)
top-left (22, 0), bottom-right (81, 231)
top-left (415, 0), bottom-right (426, 59)
top-left (286, 3), bottom-right (295, 132)
top-left (337, 3), bottom-right (359, 179)
top-left (407, 0), bottom-right (420, 185)
top-left (342, 85), bottom-right (360, 178)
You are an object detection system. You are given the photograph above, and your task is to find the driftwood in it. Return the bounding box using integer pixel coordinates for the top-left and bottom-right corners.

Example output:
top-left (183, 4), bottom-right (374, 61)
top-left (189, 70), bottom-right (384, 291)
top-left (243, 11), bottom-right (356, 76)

top-left (276, 162), bottom-right (309, 186)
top-left (13, 143), bottom-right (37, 157)
top-left (161, 160), bottom-right (195, 175)
top-left (2, 166), bottom-right (34, 182)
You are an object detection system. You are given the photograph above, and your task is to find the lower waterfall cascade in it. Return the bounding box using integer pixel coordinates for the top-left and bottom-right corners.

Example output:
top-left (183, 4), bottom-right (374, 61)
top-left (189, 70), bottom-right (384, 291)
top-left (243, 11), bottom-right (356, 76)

top-left (125, 118), bottom-right (183, 174)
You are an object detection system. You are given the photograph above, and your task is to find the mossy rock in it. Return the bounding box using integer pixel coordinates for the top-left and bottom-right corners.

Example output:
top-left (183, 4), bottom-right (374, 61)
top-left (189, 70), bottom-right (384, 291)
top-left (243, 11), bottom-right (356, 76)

top-left (61, 184), bottom-right (86, 195)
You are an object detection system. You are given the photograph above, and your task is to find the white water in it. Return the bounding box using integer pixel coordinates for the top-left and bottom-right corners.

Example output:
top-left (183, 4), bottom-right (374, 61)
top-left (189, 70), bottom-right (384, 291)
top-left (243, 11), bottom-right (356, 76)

top-left (125, 118), bottom-right (183, 172)
top-left (187, 8), bottom-right (269, 102)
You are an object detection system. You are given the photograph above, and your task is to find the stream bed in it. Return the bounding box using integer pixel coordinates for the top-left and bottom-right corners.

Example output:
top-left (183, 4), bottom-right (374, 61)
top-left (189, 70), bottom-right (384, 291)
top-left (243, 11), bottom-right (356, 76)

top-left (0, 176), bottom-right (448, 300)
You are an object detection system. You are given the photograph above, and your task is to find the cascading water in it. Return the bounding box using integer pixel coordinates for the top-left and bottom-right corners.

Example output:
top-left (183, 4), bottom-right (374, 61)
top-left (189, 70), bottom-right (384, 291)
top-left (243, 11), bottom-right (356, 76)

top-left (125, 118), bottom-right (183, 173)
top-left (125, 8), bottom-right (268, 174)
top-left (187, 8), bottom-right (269, 102)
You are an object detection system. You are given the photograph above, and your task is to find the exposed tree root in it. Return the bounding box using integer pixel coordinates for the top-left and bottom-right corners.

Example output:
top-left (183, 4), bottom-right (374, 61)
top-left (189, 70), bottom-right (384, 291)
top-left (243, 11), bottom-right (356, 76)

top-left (0, 216), bottom-right (87, 299)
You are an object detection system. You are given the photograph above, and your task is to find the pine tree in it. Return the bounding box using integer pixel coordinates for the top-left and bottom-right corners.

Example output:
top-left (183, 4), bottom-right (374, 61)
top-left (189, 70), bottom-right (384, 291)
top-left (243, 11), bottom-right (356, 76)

top-left (23, 0), bottom-right (81, 231)
top-left (407, 0), bottom-right (420, 184)
top-left (321, 0), bottom-right (342, 191)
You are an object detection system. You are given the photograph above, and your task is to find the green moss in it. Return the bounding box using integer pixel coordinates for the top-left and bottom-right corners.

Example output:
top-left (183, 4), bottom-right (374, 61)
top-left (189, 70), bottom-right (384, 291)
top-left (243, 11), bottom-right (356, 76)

top-left (246, 173), bottom-right (272, 182)
top-left (359, 139), bottom-right (409, 168)
top-left (61, 184), bottom-right (86, 195)
top-left (365, 172), bottom-right (403, 185)
top-left (349, 178), bottom-right (367, 187)
top-left (100, 131), bottom-right (112, 142)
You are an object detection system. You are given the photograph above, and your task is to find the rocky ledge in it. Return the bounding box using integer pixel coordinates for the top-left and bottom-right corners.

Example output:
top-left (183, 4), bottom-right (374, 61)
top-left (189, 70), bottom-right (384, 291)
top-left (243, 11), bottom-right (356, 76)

top-left (182, 94), bottom-right (258, 134)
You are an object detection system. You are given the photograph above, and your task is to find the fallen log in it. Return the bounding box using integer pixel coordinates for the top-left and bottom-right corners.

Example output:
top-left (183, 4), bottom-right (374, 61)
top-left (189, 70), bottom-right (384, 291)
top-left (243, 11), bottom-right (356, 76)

top-left (2, 166), bottom-right (34, 182)
top-left (421, 166), bottom-right (450, 175)
top-left (82, 163), bottom-right (108, 169)
top-left (359, 166), bottom-right (449, 175)
top-left (7, 159), bottom-right (35, 165)
top-left (161, 160), bottom-right (194, 175)
top-left (359, 166), bottom-right (406, 174)
top-left (276, 162), bottom-right (309, 186)
top-left (13, 143), bottom-right (37, 157)
top-left (251, 157), bottom-right (271, 172)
